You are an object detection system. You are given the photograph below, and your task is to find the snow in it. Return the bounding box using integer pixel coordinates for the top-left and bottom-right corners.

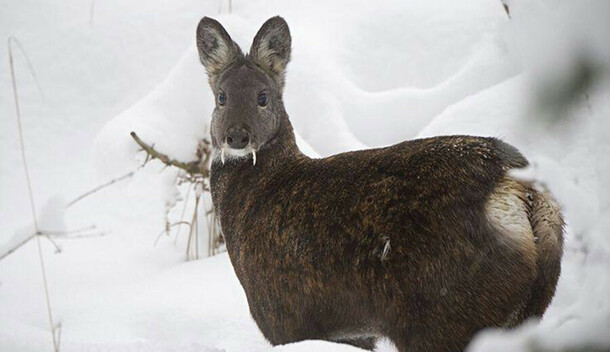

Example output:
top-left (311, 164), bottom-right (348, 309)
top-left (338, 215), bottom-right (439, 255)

top-left (272, 340), bottom-right (366, 352)
top-left (0, 226), bottom-right (35, 261)
top-left (0, 196), bottom-right (67, 259)
top-left (1, 0), bottom-right (609, 351)
top-left (38, 196), bottom-right (68, 233)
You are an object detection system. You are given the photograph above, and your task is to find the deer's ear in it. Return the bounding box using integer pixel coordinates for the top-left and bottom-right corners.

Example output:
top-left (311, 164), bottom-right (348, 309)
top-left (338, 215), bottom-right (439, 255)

top-left (249, 16), bottom-right (291, 92)
top-left (196, 17), bottom-right (243, 85)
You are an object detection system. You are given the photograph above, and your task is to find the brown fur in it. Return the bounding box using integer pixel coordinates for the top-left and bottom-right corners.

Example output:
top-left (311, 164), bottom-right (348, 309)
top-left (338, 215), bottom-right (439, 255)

top-left (210, 130), bottom-right (564, 351)
top-left (197, 17), bottom-right (565, 352)
top-left (523, 187), bottom-right (565, 319)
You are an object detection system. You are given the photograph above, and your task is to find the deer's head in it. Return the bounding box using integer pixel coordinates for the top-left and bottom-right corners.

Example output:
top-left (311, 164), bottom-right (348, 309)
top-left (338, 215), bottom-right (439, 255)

top-left (196, 16), bottom-right (291, 165)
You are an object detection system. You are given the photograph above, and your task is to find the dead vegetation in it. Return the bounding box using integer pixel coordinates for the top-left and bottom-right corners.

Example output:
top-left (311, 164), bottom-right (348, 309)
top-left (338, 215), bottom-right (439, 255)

top-left (130, 131), bottom-right (224, 260)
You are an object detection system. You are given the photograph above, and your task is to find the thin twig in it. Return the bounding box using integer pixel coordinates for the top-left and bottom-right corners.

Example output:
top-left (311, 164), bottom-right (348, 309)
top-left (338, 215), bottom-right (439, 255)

top-left (1, 229), bottom-right (104, 262)
top-left (174, 183), bottom-right (193, 245)
top-left (130, 132), bottom-right (205, 176)
top-left (186, 209), bottom-right (195, 260)
top-left (0, 233), bottom-right (36, 262)
top-left (154, 221), bottom-right (191, 246)
top-left (42, 234), bottom-right (62, 254)
top-left (130, 132), bottom-right (214, 259)
top-left (201, 194), bottom-right (213, 256)
top-left (41, 226), bottom-right (106, 239)
top-left (51, 232), bottom-right (106, 240)
top-left (67, 172), bottom-right (134, 208)
top-left (195, 196), bottom-right (199, 260)
top-left (40, 225), bottom-right (97, 236)
top-left (211, 209), bottom-right (218, 255)
top-left (186, 194), bottom-right (201, 260)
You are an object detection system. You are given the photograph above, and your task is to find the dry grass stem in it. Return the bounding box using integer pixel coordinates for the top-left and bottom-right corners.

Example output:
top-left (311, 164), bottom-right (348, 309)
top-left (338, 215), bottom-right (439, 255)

top-left (9, 35), bottom-right (60, 351)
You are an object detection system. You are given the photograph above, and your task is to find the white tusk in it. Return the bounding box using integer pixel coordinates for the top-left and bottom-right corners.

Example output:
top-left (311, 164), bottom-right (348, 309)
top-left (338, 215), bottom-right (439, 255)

top-left (221, 148), bottom-right (226, 165)
top-left (252, 149), bottom-right (257, 166)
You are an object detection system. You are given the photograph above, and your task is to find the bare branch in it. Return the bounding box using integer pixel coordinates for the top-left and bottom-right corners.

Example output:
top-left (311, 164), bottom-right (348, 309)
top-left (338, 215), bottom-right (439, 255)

top-left (40, 225), bottom-right (97, 236)
top-left (67, 172), bottom-right (134, 208)
top-left (40, 225), bottom-right (106, 239)
top-left (0, 232), bottom-right (36, 262)
top-left (51, 232), bottom-right (106, 240)
top-left (129, 132), bottom-right (220, 258)
top-left (53, 232), bottom-right (107, 240)
top-left (1, 227), bottom-right (105, 262)
top-left (130, 132), bottom-right (207, 176)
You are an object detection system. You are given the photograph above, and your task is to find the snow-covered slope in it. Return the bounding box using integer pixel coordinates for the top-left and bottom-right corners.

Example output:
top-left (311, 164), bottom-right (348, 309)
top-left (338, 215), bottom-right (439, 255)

top-left (1, 0), bottom-right (608, 351)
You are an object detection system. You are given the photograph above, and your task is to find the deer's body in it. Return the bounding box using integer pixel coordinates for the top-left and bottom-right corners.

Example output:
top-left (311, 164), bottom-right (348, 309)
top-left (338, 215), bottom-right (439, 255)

top-left (197, 17), bottom-right (564, 351)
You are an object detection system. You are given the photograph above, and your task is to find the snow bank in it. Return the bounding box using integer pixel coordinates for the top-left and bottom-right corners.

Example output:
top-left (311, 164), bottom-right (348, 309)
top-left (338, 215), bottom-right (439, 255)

top-left (94, 0), bottom-right (515, 165)
top-left (93, 47), bottom-right (211, 179)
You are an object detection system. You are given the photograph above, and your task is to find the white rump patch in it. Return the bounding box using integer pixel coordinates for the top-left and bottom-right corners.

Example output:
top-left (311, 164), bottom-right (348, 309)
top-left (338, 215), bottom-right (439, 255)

top-left (485, 178), bottom-right (534, 248)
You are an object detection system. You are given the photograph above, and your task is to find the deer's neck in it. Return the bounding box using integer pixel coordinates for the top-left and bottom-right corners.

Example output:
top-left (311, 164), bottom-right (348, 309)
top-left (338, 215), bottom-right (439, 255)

top-left (257, 116), bottom-right (303, 167)
top-left (210, 115), bottom-right (305, 204)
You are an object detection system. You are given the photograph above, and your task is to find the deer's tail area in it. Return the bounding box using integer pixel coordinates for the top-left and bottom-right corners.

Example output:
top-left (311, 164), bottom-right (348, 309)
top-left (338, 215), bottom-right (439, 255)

top-left (523, 185), bottom-right (565, 319)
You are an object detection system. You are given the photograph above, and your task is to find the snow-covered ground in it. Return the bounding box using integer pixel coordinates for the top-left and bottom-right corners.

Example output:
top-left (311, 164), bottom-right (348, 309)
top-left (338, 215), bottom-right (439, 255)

top-left (1, 0), bottom-right (608, 351)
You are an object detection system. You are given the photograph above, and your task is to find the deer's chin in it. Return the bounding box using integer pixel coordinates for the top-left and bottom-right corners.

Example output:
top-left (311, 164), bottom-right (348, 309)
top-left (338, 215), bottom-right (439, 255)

top-left (216, 145), bottom-right (258, 166)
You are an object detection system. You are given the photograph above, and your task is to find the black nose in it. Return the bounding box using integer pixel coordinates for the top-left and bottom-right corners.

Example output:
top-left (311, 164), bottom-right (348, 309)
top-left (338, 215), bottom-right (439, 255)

top-left (226, 129), bottom-right (250, 149)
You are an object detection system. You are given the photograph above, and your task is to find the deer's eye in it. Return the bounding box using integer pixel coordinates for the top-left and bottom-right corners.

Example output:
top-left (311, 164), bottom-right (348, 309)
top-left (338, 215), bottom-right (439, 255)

top-left (218, 92), bottom-right (227, 106)
top-left (257, 93), bottom-right (268, 107)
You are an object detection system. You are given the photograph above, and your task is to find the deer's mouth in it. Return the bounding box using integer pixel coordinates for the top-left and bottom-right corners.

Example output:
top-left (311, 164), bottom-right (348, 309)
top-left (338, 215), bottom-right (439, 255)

top-left (218, 144), bottom-right (258, 166)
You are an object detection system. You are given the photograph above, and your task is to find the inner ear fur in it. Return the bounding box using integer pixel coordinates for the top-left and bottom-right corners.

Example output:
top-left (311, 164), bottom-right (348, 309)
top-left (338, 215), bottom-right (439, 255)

top-left (196, 17), bottom-right (243, 86)
top-left (249, 16), bottom-right (292, 92)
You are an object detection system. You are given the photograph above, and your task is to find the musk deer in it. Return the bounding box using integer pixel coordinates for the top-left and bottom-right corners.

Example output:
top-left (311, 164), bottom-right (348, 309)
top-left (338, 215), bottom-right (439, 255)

top-left (196, 16), bottom-right (564, 352)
